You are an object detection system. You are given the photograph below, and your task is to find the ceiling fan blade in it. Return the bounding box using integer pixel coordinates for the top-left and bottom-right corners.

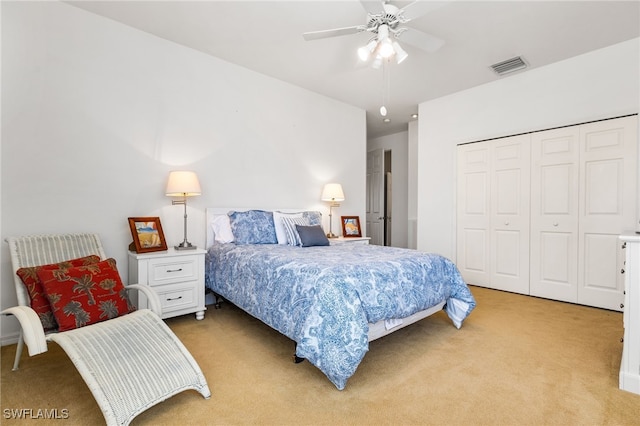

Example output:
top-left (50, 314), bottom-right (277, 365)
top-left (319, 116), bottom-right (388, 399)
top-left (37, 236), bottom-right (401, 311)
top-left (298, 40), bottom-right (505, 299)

top-left (401, 1), bottom-right (451, 21)
top-left (397, 28), bottom-right (445, 53)
top-left (303, 25), bottom-right (364, 41)
top-left (359, 0), bottom-right (384, 15)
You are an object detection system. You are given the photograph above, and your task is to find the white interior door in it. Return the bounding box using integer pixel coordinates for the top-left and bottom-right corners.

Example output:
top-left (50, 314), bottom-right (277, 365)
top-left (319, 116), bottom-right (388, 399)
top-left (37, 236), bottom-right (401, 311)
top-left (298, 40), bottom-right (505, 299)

top-left (457, 142), bottom-right (491, 287)
top-left (385, 171), bottom-right (392, 246)
top-left (530, 126), bottom-right (580, 303)
top-left (578, 116), bottom-right (638, 310)
top-left (366, 149), bottom-right (384, 245)
top-left (490, 135), bottom-right (530, 294)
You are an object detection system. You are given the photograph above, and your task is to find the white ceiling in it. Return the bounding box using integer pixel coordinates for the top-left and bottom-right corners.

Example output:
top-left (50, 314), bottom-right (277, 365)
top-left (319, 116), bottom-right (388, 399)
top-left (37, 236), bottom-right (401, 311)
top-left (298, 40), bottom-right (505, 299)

top-left (67, 0), bottom-right (640, 138)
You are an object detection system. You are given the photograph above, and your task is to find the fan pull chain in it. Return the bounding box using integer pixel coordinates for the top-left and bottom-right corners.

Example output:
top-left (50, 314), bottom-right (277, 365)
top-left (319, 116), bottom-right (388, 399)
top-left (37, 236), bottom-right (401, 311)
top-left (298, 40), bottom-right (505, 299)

top-left (380, 59), bottom-right (390, 117)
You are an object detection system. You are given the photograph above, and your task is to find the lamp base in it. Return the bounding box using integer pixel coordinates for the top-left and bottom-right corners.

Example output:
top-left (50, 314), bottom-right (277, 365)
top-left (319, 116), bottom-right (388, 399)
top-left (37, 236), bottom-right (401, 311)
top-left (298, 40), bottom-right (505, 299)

top-left (326, 233), bottom-right (338, 239)
top-left (175, 241), bottom-right (197, 250)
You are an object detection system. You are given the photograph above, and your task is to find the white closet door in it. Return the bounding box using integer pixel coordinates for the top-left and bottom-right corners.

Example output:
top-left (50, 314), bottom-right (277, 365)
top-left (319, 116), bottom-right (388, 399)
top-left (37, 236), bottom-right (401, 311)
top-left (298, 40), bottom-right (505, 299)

top-left (578, 116), bottom-right (638, 310)
top-left (366, 149), bottom-right (384, 245)
top-left (490, 135), bottom-right (530, 294)
top-left (457, 142), bottom-right (491, 287)
top-left (530, 127), bottom-right (580, 302)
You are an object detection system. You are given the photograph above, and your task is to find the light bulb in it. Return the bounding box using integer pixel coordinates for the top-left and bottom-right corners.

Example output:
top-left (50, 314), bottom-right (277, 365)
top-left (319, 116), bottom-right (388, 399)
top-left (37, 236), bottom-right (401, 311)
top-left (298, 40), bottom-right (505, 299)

top-left (379, 40), bottom-right (395, 58)
top-left (380, 106), bottom-right (387, 116)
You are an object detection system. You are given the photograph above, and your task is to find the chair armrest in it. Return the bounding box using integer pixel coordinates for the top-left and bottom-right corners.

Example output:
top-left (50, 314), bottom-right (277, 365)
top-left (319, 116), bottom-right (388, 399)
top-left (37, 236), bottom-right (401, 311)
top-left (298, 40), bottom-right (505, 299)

top-left (125, 284), bottom-right (163, 317)
top-left (1, 306), bottom-right (48, 356)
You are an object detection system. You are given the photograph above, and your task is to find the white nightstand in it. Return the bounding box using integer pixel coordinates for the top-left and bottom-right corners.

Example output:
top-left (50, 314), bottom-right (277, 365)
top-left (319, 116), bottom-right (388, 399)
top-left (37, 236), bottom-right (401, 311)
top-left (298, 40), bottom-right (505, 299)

top-left (128, 248), bottom-right (206, 320)
top-left (329, 236), bottom-right (371, 245)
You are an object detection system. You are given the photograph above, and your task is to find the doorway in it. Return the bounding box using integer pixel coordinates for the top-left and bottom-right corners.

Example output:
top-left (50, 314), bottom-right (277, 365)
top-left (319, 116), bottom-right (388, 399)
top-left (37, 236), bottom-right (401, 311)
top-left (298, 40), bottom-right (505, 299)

top-left (384, 150), bottom-right (392, 246)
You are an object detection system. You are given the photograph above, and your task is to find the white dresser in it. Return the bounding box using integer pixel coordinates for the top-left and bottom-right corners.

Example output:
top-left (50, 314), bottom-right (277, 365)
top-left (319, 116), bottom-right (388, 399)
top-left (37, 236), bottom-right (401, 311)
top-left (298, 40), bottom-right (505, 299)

top-left (128, 248), bottom-right (206, 320)
top-left (619, 234), bottom-right (640, 395)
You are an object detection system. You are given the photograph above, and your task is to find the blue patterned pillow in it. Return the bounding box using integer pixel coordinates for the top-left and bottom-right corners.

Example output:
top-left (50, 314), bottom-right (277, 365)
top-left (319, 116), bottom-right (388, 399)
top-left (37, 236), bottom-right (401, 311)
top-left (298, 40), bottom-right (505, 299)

top-left (228, 210), bottom-right (277, 244)
top-left (302, 211), bottom-right (322, 226)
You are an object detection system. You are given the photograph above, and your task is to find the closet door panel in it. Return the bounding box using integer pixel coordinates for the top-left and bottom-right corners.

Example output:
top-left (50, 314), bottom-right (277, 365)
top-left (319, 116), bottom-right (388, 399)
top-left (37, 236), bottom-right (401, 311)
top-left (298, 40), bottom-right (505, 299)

top-left (539, 231), bottom-right (572, 284)
top-left (530, 127), bottom-right (579, 302)
top-left (578, 116), bottom-right (638, 310)
top-left (490, 135), bottom-right (530, 294)
top-left (457, 143), bottom-right (490, 287)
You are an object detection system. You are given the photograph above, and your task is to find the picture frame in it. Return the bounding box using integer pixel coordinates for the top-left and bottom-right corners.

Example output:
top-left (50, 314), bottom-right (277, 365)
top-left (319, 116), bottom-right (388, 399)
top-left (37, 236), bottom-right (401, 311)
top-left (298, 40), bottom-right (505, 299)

top-left (341, 216), bottom-right (362, 238)
top-left (127, 217), bottom-right (168, 253)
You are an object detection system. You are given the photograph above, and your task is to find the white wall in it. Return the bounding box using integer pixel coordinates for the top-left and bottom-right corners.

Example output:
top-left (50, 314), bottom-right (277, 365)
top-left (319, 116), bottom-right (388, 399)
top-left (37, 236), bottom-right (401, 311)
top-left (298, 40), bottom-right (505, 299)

top-left (417, 38), bottom-right (640, 260)
top-left (0, 2), bottom-right (366, 343)
top-left (368, 131), bottom-right (409, 248)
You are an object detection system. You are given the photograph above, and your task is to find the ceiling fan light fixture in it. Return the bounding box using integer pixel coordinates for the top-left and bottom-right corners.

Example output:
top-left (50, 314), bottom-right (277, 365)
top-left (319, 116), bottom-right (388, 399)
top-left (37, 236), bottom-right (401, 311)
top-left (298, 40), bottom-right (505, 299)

top-left (393, 42), bottom-right (408, 64)
top-left (358, 39), bottom-right (378, 61)
top-left (371, 55), bottom-right (383, 69)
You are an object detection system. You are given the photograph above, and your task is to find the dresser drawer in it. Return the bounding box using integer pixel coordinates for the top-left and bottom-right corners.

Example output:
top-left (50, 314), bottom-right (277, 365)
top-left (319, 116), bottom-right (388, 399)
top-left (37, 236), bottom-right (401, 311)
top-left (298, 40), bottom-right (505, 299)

top-left (148, 256), bottom-right (199, 286)
top-left (156, 283), bottom-right (197, 314)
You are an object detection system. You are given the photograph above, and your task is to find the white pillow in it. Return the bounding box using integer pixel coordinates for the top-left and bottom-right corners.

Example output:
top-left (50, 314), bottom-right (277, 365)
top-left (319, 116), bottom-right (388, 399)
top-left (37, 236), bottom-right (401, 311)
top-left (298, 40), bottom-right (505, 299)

top-left (273, 211), bottom-right (303, 244)
top-left (281, 216), bottom-right (311, 246)
top-left (211, 214), bottom-right (234, 243)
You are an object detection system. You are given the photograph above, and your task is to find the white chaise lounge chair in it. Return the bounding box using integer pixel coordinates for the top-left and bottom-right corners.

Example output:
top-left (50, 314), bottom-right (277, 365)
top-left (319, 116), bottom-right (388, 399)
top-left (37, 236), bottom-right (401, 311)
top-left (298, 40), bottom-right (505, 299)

top-left (2, 233), bottom-right (211, 426)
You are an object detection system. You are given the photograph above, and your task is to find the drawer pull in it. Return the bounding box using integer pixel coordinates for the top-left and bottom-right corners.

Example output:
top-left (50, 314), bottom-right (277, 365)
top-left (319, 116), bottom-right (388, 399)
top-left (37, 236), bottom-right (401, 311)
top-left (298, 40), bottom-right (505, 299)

top-left (621, 268), bottom-right (625, 274)
top-left (620, 303), bottom-right (624, 309)
top-left (166, 268), bottom-right (183, 273)
top-left (167, 296), bottom-right (183, 301)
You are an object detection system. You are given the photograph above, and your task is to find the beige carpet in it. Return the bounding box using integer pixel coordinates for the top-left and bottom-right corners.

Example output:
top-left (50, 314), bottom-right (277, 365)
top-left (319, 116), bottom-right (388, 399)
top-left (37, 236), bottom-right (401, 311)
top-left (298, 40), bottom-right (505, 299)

top-left (1, 286), bottom-right (639, 425)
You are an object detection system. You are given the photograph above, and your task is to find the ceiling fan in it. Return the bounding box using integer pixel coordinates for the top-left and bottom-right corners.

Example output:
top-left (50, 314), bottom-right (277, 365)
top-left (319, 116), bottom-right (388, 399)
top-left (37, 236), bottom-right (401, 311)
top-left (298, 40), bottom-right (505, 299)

top-left (303, 0), bottom-right (446, 67)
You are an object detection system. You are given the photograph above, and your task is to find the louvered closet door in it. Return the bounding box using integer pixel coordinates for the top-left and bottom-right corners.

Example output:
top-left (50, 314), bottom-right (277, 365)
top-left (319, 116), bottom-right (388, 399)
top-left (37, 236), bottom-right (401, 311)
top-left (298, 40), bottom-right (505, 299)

top-left (457, 142), bottom-right (491, 287)
top-left (530, 127), bottom-right (580, 303)
top-left (578, 116), bottom-right (638, 311)
top-left (490, 135), bottom-right (530, 294)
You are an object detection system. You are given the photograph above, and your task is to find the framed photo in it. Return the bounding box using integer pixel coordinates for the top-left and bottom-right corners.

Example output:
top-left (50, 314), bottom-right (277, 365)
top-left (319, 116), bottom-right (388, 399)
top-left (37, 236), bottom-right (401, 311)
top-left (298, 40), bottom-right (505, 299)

top-left (128, 217), bottom-right (168, 253)
top-left (341, 216), bottom-right (362, 238)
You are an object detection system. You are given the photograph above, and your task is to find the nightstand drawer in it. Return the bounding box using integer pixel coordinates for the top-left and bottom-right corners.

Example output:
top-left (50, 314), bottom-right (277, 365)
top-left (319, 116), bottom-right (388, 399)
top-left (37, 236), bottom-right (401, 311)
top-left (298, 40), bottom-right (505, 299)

top-left (156, 283), bottom-right (197, 313)
top-left (148, 256), bottom-right (198, 286)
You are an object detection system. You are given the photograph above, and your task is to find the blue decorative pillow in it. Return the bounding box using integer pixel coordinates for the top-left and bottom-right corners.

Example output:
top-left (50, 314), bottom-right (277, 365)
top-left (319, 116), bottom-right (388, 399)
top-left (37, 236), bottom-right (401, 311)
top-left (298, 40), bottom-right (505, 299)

top-left (296, 225), bottom-right (330, 247)
top-left (228, 210), bottom-right (277, 244)
top-left (302, 211), bottom-right (322, 226)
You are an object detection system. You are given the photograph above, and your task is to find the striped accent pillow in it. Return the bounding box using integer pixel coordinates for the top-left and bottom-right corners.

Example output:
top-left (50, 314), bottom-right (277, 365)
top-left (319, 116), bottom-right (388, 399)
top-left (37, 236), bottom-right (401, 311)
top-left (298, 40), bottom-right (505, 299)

top-left (281, 217), bottom-right (310, 246)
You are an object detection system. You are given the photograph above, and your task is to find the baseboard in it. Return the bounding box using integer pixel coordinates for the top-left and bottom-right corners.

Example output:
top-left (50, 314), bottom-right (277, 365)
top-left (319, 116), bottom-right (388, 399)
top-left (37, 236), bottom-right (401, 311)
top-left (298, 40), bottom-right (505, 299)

top-left (620, 371), bottom-right (640, 395)
top-left (1, 332), bottom-right (20, 347)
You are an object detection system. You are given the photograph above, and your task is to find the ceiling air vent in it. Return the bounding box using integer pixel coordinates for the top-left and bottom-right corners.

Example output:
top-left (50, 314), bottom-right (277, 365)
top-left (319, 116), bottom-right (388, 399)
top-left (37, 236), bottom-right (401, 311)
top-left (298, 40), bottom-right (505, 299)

top-left (490, 56), bottom-right (527, 76)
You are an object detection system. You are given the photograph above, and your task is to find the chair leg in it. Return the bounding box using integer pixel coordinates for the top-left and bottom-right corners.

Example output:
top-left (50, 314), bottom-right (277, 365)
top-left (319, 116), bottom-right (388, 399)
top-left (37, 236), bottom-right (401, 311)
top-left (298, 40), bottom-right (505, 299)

top-left (12, 332), bottom-right (24, 371)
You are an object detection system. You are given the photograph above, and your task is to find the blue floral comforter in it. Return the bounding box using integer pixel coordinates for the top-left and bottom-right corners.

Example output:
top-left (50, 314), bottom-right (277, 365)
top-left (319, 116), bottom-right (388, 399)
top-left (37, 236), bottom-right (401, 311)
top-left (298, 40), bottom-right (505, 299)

top-left (205, 243), bottom-right (476, 390)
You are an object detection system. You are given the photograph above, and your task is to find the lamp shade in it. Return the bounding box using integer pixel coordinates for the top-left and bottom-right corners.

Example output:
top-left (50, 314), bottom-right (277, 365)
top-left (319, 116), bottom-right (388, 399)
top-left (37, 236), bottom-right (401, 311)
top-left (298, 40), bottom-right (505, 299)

top-left (321, 183), bottom-right (345, 202)
top-left (165, 171), bottom-right (202, 196)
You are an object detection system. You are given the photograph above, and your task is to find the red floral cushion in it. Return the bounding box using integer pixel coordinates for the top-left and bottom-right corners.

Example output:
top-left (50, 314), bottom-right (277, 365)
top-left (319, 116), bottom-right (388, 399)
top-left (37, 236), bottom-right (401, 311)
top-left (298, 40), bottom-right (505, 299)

top-left (37, 258), bottom-right (135, 332)
top-left (16, 255), bottom-right (101, 331)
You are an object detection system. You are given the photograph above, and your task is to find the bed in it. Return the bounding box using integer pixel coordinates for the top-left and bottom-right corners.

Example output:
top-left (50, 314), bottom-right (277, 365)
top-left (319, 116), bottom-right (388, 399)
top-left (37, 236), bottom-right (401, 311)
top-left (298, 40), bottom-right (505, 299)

top-left (205, 208), bottom-right (476, 390)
